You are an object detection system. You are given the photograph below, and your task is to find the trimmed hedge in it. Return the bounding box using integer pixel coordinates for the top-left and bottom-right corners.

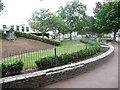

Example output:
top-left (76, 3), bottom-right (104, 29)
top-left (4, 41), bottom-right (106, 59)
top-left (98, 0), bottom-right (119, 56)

top-left (100, 38), bottom-right (113, 41)
top-left (14, 31), bottom-right (60, 46)
top-left (100, 38), bottom-right (113, 42)
top-left (1, 60), bottom-right (24, 76)
top-left (80, 38), bottom-right (100, 45)
top-left (0, 29), bottom-right (4, 38)
top-left (35, 45), bottom-right (100, 70)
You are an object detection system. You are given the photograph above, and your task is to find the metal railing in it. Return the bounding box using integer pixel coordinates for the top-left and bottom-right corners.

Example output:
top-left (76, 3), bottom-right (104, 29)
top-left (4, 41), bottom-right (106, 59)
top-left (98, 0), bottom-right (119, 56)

top-left (0, 44), bottom-right (86, 74)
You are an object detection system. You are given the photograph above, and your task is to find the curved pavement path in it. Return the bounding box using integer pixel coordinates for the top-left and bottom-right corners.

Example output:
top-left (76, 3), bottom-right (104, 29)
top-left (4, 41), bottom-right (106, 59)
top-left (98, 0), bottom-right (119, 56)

top-left (43, 42), bottom-right (118, 88)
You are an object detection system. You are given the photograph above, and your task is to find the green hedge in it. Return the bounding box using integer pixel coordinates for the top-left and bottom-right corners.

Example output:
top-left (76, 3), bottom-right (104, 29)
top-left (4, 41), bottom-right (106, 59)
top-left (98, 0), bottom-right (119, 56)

top-left (1, 60), bottom-right (24, 76)
top-left (80, 38), bottom-right (100, 45)
top-left (35, 45), bottom-right (100, 70)
top-left (100, 38), bottom-right (113, 41)
top-left (14, 31), bottom-right (60, 46)
top-left (0, 29), bottom-right (4, 38)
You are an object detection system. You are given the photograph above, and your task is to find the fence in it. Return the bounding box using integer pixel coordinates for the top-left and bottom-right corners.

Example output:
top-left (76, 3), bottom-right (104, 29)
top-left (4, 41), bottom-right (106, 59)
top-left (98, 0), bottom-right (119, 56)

top-left (0, 43), bottom-right (87, 75)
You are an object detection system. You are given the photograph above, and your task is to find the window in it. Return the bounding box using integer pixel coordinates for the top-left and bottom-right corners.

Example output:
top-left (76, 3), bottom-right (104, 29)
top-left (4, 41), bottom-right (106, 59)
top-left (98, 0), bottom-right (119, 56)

top-left (22, 26), bottom-right (24, 32)
top-left (16, 26), bottom-right (20, 31)
top-left (26, 27), bottom-right (29, 32)
top-left (11, 25), bottom-right (14, 30)
top-left (3, 25), bottom-right (7, 30)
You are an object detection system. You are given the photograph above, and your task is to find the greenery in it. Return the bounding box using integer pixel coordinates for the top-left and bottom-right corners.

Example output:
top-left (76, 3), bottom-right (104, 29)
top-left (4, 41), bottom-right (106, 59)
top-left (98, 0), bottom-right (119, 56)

top-left (80, 38), bottom-right (100, 45)
top-left (100, 38), bottom-right (113, 41)
top-left (14, 31), bottom-right (60, 46)
top-left (1, 39), bottom-right (86, 70)
top-left (58, 0), bottom-right (87, 40)
top-left (35, 44), bottom-right (100, 70)
top-left (1, 39), bottom-right (100, 76)
top-left (28, 9), bottom-right (52, 37)
top-left (47, 14), bottom-right (70, 38)
top-left (28, 9), bottom-right (69, 39)
top-left (0, 0), bottom-right (4, 13)
top-left (1, 63), bottom-right (8, 76)
top-left (0, 29), bottom-right (4, 38)
top-left (95, 1), bottom-right (120, 40)
top-left (1, 61), bottom-right (24, 76)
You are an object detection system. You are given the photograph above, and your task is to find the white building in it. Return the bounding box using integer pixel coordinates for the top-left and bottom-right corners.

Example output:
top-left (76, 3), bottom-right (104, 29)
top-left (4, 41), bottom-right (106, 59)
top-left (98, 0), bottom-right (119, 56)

top-left (0, 24), bottom-right (79, 40)
top-left (0, 24), bottom-right (36, 33)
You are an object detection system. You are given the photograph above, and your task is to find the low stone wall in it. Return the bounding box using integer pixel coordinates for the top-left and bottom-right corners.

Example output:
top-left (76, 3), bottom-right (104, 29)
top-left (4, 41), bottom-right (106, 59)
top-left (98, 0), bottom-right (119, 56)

top-left (0, 44), bottom-right (114, 88)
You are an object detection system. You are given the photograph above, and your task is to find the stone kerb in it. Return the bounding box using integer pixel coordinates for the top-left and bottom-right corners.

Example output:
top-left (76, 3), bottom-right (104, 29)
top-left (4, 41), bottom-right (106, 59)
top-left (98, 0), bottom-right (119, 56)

top-left (0, 44), bottom-right (114, 88)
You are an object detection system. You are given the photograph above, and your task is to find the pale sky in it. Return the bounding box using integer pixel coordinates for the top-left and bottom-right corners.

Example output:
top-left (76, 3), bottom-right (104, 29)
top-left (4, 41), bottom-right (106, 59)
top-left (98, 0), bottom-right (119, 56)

top-left (0, 0), bottom-right (104, 26)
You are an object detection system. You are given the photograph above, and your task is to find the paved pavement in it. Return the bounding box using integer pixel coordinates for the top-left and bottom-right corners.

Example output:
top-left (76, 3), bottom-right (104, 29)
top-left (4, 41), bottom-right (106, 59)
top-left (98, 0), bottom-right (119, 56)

top-left (44, 42), bottom-right (118, 88)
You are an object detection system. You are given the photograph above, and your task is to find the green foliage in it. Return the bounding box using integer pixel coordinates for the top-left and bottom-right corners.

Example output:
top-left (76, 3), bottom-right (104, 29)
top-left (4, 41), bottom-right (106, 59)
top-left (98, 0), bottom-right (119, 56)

top-left (95, 1), bottom-right (120, 40)
top-left (48, 14), bottom-right (69, 35)
top-left (80, 38), bottom-right (100, 45)
top-left (0, 0), bottom-right (4, 12)
top-left (100, 38), bottom-right (113, 41)
top-left (35, 56), bottom-right (56, 69)
top-left (1, 63), bottom-right (8, 76)
top-left (1, 60), bottom-right (24, 76)
top-left (0, 29), bottom-right (4, 38)
top-left (35, 43), bottom-right (100, 70)
top-left (28, 9), bottom-right (53, 35)
top-left (58, 0), bottom-right (87, 39)
top-left (7, 61), bottom-right (24, 74)
top-left (14, 31), bottom-right (60, 46)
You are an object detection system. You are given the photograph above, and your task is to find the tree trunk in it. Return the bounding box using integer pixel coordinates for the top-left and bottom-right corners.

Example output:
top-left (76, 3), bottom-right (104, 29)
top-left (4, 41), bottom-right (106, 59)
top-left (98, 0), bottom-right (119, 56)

top-left (70, 32), bottom-right (72, 40)
top-left (58, 34), bottom-right (60, 40)
top-left (113, 30), bottom-right (117, 41)
top-left (42, 33), bottom-right (44, 37)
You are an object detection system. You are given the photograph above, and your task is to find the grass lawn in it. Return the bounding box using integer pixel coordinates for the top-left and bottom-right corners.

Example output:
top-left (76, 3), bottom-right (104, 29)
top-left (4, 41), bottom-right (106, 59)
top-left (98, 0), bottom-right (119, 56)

top-left (1, 39), bottom-right (86, 70)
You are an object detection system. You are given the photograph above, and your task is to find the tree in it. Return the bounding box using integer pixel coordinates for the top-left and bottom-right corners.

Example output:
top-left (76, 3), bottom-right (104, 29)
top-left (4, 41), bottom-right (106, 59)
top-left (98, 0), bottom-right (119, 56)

top-left (58, 0), bottom-right (87, 40)
top-left (95, 1), bottom-right (120, 40)
top-left (47, 14), bottom-right (70, 40)
top-left (93, 2), bottom-right (102, 14)
top-left (0, 0), bottom-right (4, 13)
top-left (105, 0), bottom-right (120, 2)
top-left (28, 9), bottom-right (52, 37)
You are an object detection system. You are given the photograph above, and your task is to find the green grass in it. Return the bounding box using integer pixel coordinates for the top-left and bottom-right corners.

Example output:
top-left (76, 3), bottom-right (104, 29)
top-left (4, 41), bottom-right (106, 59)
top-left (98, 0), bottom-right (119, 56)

top-left (100, 38), bottom-right (113, 41)
top-left (1, 39), bottom-right (86, 70)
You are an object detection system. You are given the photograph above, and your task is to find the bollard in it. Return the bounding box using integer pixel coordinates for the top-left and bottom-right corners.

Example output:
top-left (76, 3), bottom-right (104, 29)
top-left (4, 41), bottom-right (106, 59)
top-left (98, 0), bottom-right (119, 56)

top-left (54, 48), bottom-right (57, 66)
top-left (54, 48), bottom-right (57, 57)
top-left (86, 42), bottom-right (87, 49)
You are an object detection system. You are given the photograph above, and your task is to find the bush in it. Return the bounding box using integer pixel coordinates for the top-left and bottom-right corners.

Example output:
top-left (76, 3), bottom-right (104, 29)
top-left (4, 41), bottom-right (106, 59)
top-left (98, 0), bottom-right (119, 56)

top-left (35, 45), bottom-right (100, 70)
top-left (14, 31), bottom-right (60, 46)
top-left (35, 56), bottom-right (56, 69)
top-left (1, 60), bottom-right (24, 76)
top-left (80, 39), bottom-right (100, 45)
top-left (0, 29), bottom-right (4, 38)
top-left (7, 60), bottom-right (24, 74)
top-left (100, 38), bottom-right (113, 41)
top-left (1, 63), bottom-right (8, 76)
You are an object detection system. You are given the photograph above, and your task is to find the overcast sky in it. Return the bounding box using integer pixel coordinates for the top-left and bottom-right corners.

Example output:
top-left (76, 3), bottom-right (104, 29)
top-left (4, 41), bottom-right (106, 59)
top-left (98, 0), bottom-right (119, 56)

top-left (0, 0), bottom-right (104, 26)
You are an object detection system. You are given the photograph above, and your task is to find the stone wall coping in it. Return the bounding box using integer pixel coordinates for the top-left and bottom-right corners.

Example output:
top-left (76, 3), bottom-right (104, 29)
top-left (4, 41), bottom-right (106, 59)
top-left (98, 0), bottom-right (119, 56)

top-left (0, 44), bottom-right (114, 84)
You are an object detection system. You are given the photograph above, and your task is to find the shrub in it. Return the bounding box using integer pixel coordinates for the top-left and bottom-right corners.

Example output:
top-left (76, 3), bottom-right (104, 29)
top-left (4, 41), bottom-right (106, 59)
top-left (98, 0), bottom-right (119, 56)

top-left (2, 60), bottom-right (24, 76)
top-left (35, 56), bottom-right (56, 70)
top-left (80, 39), bottom-right (100, 45)
top-left (35, 45), bottom-right (100, 70)
top-left (100, 38), bottom-right (113, 41)
top-left (14, 31), bottom-right (60, 46)
top-left (0, 29), bottom-right (4, 38)
top-left (7, 60), bottom-right (24, 74)
top-left (1, 63), bottom-right (8, 76)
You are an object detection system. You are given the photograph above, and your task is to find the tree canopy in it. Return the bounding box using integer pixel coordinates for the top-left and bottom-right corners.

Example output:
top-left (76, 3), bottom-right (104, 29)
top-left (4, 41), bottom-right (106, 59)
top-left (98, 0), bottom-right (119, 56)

top-left (28, 9), bottom-right (52, 36)
top-left (58, 0), bottom-right (87, 39)
top-left (0, 0), bottom-right (4, 13)
top-left (95, 1), bottom-right (120, 40)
